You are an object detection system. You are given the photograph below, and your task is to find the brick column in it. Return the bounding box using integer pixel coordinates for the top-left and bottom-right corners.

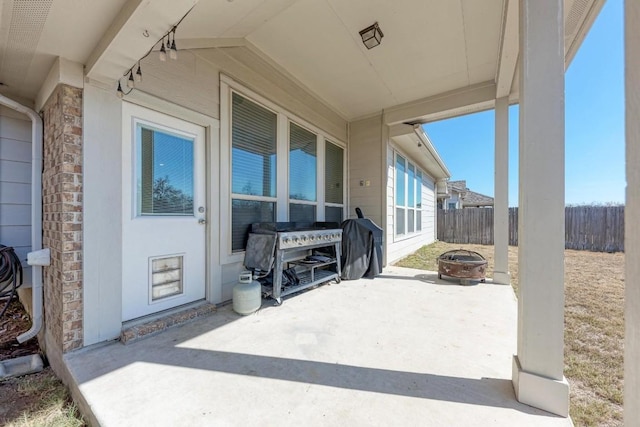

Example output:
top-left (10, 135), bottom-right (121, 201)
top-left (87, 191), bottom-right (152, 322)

top-left (42, 84), bottom-right (83, 353)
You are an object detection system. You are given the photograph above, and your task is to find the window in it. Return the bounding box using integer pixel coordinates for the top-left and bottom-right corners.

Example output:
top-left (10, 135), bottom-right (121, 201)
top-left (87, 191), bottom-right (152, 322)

top-left (231, 93), bottom-right (277, 251)
top-left (395, 152), bottom-right (424, 237)
top-left (289, 122), bottom-right (317, 223)
top-left (448, 202), bottom-right (457, 210)
top-left (325, 141), bottom-right (344, 224)
top-left (137, 124), bottom-right (194, 216)
top-left (223, 78), bottom-right (346, 255)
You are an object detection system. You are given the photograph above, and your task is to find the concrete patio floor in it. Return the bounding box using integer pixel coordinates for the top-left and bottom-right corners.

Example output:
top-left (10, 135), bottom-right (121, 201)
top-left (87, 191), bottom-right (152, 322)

top-left (64, 267), bottom-right (573, 426)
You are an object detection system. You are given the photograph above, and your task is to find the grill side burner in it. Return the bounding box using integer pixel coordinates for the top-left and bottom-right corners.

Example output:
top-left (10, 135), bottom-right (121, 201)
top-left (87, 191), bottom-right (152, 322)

top-left (246, 223), bottom-right (342, 304)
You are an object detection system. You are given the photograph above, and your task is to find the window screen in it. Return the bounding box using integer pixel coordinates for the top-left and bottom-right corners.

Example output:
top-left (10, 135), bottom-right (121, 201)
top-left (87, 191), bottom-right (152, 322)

top-left (408, 164), bottom-right (415, 208)
top-left (232, 93), bottom-right (277, 197)
top-left (416, 171), bottom-right (423, 209)
top-left (232, 200), bottom-right (275, 252)
top-left (325, 206), bottom-right (343, 224)
top-left (396, 207), bottom-right (405, 235)
top-left (290, 203), bottom-right (316, 223)
top-left (396, 155), bottom-right (406, 206)
top-left (289, 123), bottom-right (317, 201)
top-left (325, 142), bottom-right (344, 204)
top-left (138, 125), bottom-right (194, 216)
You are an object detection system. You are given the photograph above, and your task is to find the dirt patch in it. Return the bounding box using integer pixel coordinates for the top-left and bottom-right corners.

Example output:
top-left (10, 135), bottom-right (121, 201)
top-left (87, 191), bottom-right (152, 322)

top-left (0, 299), bottom-right (40, 361)
top-left (0, 367), bottom-right (86, 427)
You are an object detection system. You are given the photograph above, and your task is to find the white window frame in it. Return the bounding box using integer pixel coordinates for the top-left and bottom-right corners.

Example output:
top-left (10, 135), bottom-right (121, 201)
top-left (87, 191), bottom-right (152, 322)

top-left (394, 151), bottom-right (424, 240)
top-left (220, 75), bottom-right (346, 263)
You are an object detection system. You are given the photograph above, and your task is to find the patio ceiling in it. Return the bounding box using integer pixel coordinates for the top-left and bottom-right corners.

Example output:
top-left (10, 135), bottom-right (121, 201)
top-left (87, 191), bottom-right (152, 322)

top-left (0, 0), bottom-right (604, 121)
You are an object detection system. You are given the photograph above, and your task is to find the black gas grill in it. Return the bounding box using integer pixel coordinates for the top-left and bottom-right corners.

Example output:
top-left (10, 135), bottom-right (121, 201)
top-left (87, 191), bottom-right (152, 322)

top-left (244, 222), bottom-right (342, 304)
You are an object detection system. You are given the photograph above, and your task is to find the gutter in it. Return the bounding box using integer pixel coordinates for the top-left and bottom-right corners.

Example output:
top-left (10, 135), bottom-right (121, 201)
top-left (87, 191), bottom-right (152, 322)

top-left (0, 94), bottom-right (46, 343)
top-left (413, 124), bottom-right (451, 178)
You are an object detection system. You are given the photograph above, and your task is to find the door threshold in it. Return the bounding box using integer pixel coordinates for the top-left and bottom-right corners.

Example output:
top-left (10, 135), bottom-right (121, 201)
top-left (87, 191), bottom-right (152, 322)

top-left (120, 301), bottom-right (216, 344)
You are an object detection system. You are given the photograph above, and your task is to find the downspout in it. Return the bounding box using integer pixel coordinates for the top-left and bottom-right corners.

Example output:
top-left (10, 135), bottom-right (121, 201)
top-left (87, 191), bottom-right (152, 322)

top-left (0, 94), bottom-right (45, 343)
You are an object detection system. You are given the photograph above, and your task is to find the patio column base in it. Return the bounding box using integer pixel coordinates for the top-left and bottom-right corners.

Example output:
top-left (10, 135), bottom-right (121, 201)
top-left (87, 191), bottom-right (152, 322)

top-left (492, 271), bottom-right (511, 285)
top-left (512, 355), bottom-right (569, 417)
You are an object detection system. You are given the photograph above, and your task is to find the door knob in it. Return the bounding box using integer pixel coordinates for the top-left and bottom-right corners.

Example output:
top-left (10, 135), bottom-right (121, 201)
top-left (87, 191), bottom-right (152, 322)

top-left (198, 219), bottom-right (207, 225)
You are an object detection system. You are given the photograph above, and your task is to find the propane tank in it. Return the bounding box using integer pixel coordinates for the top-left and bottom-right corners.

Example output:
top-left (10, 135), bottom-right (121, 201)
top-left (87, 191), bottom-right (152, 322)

top-left (232, 271), bottom-right (262, 315)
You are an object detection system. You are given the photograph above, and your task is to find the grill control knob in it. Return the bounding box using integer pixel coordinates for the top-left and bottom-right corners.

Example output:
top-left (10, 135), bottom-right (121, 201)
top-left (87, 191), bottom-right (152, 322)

top-left (282, 238), bottom-right (290, 245)
top-left (301, 236), bottom-right (308, 243)
top-left (293, 237), bottom-right (299, 244)
top-left (309, 235), bottom-right (315, 242)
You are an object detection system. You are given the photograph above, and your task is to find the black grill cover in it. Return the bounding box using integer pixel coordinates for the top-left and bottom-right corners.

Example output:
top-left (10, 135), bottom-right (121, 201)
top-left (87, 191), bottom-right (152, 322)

top-left (340, 218), bottom-right (383, 280)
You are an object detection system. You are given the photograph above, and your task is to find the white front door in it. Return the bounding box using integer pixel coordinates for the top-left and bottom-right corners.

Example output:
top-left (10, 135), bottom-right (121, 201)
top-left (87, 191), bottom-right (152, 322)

top-left (122, 103), bottom-right (207, 321)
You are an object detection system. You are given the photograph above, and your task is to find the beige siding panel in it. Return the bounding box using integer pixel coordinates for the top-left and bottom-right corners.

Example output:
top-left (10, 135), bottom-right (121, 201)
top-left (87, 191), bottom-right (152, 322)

top-left (208, 47), bottom-right (347, 142)
top-left (135, 50), bottom-right (220, 119)
top-left (0, 115), bottom-right (31, 141)
top-left (0, 159), bottom-right (31, 183)
top-left (221, 262), bottom-right (245, 302)
top-left (0, 225), bottom-right (31, 247)
top-left (348, 115), bottom-right (383, 227)
top-left (0, 204), bottom-right (31, 225)
top-left (0, 182), bottom-right (31, 204)
top-left (0, 138), bottom-right (31, 162)
top-left (139, 46), bottom-right (347, 142)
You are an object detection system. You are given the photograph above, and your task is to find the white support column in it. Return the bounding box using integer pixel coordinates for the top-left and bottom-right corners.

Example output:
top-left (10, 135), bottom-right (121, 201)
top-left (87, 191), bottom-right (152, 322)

top-left (493, 97), bottom-right (510, 285)
top-left (512, 0), bottom-right (569, 417)
top-left (625, 0), bottom-right (640, 424)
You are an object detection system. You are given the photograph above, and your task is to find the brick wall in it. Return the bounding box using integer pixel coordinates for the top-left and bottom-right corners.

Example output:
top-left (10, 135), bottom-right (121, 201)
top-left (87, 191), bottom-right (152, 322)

top-left (42, 84), bottom-right (83, 353)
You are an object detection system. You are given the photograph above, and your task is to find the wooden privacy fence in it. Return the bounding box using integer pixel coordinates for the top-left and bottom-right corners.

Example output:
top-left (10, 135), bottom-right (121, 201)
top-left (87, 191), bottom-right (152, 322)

top-left (437, 206), bottom-right (624, 252)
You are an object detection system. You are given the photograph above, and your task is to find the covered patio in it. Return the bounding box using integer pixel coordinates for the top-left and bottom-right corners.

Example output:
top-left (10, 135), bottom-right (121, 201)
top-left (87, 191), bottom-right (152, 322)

top-left (64, 268), bottom-right (570, 426)
top-left (5, 0), bottom-right (637, 423)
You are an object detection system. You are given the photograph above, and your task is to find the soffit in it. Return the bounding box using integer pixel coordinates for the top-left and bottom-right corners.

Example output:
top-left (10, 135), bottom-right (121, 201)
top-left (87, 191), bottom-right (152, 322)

top-left (0, 0), bottom-right (128, 100)
top-left (0, 0), bottom-right (604, 121)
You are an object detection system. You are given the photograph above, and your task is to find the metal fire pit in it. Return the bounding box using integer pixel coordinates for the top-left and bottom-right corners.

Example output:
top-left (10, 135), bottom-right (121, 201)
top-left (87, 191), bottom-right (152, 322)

top-left (437, 249), bottom-right (487, 284)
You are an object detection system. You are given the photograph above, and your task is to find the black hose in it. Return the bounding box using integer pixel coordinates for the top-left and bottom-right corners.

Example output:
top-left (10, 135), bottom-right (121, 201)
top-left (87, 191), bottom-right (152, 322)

top-left (0, 244), bottom-right (23, 320)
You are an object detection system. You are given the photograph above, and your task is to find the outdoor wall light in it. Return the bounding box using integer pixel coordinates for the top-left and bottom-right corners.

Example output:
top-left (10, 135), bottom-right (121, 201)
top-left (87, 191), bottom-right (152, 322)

top-left (359, 22), bottom-right (383, 49)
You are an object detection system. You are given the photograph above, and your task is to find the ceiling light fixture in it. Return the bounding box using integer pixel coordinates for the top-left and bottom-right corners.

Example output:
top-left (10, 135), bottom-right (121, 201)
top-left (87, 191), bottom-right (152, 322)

top-left (359, 22), bottom-right (383, 50)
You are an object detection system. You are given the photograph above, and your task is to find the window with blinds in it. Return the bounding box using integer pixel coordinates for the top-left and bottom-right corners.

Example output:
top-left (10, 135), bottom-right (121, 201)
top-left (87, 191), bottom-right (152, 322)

top-left (289, 122), bottom-right (317, 222)
top-left (137, 125), bottom-right (194, 216)
top-left (224, 81), bottom-right (347, 254)
top-left (231, 92), bottom-right (277, 252)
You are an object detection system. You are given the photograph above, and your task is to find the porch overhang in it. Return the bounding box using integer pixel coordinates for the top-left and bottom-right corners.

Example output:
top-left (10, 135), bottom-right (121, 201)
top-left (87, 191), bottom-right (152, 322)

top-left (0, 0), bottom-right (606, 121)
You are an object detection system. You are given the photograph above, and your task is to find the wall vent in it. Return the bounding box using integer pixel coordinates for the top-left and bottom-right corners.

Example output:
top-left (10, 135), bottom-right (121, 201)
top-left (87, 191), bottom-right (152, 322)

top-left (150, 255), bottom-right (184, 301)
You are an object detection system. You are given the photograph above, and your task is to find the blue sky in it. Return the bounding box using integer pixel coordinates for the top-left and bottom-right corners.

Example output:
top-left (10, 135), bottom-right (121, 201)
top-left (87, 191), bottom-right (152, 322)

top-left (424, 0), bottom-right (624, 206)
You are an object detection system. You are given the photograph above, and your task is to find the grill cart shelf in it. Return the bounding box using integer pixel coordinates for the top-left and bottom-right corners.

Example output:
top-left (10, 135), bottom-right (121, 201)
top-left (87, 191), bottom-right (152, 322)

top-left (269, 232), bottom-right (342, 304)
top-left (245, 223), bottom-right (342, 304)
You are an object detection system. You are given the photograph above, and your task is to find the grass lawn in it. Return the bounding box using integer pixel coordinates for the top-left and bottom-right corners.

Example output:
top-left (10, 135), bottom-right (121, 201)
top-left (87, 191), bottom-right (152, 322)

top-left (396, 241), bottom-right (624, 427)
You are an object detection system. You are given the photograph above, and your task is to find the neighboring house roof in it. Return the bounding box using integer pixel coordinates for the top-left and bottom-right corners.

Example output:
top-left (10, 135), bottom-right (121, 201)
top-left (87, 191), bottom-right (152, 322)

top-left (462, 190), bottom-right (494, 207)
top-left (448, 180), bottom-right (467, 194)
top-left (444, 180), bottom-right (494, 207)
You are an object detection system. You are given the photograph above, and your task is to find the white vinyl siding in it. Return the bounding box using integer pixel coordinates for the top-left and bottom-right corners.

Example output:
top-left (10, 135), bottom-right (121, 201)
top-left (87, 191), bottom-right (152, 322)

top-left (0, 106), bottom-right (32, 286)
